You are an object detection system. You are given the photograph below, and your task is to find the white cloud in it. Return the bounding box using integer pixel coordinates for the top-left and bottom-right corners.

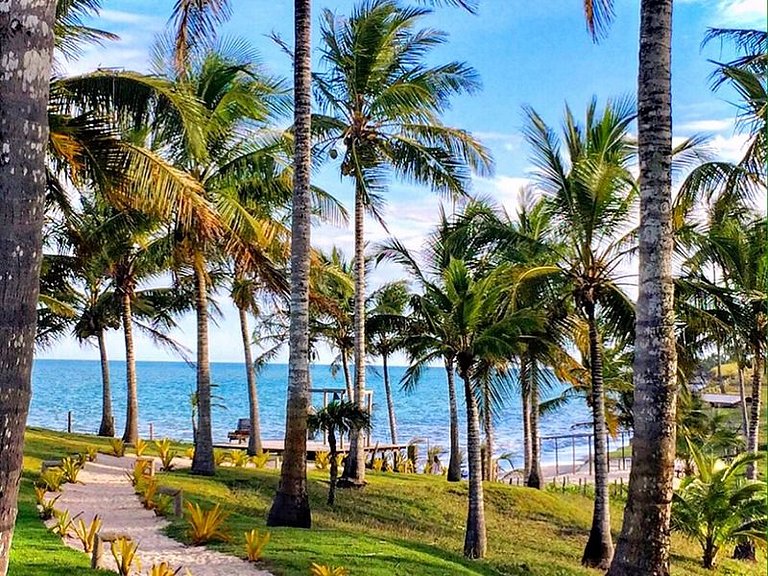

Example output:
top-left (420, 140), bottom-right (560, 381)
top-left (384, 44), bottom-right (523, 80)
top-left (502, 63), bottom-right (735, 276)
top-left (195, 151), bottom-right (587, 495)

top-left (717, 0), bottom-right (768, 25)
top-left (677, 119), bottom-right (734, 133)
top-left (474, 131), bottom-right (524, 152)
top-left (98, 9), bottom-right (164, 26)
top-left (708, 132), bottom-right (750, 162)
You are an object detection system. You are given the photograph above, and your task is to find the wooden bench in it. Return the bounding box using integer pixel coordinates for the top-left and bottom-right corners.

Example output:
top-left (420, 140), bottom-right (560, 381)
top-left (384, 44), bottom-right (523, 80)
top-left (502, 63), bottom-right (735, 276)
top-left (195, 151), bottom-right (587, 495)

top-left (41, 460), bottom-right (62, 472)
top-left (227, 418), bottom-right (251, 443)
top-left (157, 486), bottom-right (184, 517)
top-left (91, 531), bottom-right (132, 569)
top-left (135, 457), bottom-right (155, 477)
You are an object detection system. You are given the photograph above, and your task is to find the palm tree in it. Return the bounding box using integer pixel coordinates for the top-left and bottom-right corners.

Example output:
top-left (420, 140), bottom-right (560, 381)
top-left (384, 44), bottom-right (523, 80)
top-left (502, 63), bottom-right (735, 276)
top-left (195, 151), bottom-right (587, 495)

top-left (0, 1), bottom-right (56, 571)
top-left (671, 444), bottom-right (766, 569)
top-left (308, 401), bottom-right (371, 506)
top-left (366, 281), bottom-right (410, 444)
top-left (608, 0), bottom-right (678, 571)
top-left (267, 0), bottom-right (314, 529)
top-left (314, 0), bottom-right (492, 487)
top-left (521, 99), bottom-right (637, 568)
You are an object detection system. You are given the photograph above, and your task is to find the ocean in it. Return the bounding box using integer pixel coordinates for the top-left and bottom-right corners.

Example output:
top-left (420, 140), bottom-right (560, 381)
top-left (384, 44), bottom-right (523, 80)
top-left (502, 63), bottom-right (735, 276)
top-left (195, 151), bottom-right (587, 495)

top-left (30, 359), bottom-right (599, 469)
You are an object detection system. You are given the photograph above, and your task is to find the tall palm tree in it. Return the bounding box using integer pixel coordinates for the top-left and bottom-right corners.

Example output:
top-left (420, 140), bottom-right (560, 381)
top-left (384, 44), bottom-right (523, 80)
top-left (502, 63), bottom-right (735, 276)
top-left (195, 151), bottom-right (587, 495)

top-left (267, 0), bottom-right (314, 528)
top-left (608, 0), bottom-right (678, 572)
top-left (521, 99), bottom-right (637, 569)
top-left (366, 281), bottom-right (410, 444)
top-left (308, 401), bottom-right (371, 506)
top-left (315, 0), bottom-right (492, 486)
top-left (0, 2), bottom-right (56, 572)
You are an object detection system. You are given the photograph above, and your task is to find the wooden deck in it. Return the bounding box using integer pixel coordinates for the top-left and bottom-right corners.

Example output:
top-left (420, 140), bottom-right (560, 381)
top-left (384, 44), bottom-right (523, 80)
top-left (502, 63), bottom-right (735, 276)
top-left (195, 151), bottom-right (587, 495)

top-left (213, 439), bottom-right (409, 458)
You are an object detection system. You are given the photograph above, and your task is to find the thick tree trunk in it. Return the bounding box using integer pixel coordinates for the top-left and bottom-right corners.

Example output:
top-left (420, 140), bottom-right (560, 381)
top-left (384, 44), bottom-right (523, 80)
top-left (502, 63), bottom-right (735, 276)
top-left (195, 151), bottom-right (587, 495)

top-left (239, 307), bottom-right (263, 456)
top-left (383, 353), bottom-right (398, 444)
top-left (521, 360), bottom-right (532, 481)
top-left (0, 3), bottom-right (55, 572)
top-left (341, 180), bottom-right (367, 486)
top-left (341, 350), bottom-right (353, 401)
top-left (527, 358), bottom-right (543, 489)
top-left (482, 381), bottom-right (494, 481)
top-left (121, 290), bottom-right (139, 444)
top-left (97, 329), bottom-right (115, 437)
top-left (328, 431), bottom-right (338, 506)
top-left (608, 2), bottom-right (677, 573)
top-left (445, 357), bottom-right (462, 482)
top-left (267, 0), bottom-right (312, 528)
top-left (582, 306), bottom-right (613, 569)
top-left (191, 256), bottom-right (214, 475)
top-left (745, 342), bottom-right (762, 480)
top-left (462, 375), bottom-right (487, 559)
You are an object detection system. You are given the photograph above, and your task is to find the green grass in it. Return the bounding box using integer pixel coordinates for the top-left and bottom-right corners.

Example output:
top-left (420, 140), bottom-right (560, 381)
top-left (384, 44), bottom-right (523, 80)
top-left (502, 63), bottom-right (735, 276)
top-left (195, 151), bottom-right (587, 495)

top-left (12, 428), bottom-right (765, 576)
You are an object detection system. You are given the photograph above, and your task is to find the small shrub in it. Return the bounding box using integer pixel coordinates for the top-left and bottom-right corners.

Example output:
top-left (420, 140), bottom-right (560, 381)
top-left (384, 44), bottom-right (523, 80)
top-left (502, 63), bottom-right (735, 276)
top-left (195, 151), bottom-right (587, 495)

top-left (72, 515), bottom-right (102, 552)
top-left (75, 452), bottom-right (88, 468)
top-left (334, 453), bottom-right (345, 469)
top-left (60, 457), bottom-right (83, 484)
top-left (110, 537), bottom-right (140, 576)
top-left (249, 452), bottom-right (270, 469)
top-left (213, 449), bottom-right (229, 466)
top-left (125, 460), bottom-right (149, 491)
top-left (140, 478), bottom-right (160, 511)
top-left (134, 438), bottom-right (148, 457)
top-left (37, 495), bottom-right (61, 520)
top-left (153, 494), bottom-right (173, 517)
top-left (110, 438), bottom-right (126, 457)
top-left (154, 439), bottom-right (177, 471)
top-left (185, 502), bottom-right (230, 545)
top-left (229, 450), bottom-right (248, 468)
top-left (184, 447), bottom-right (195, 460)
top-left (315, 451), bottom-right (330, 470)
top-left (34, 486), bottom-right (47, 505)
top-left (372, 458), bottom-right (384, 472)
top-left (37, 469), bottom-right (65, 492)
top-left (244, 528), bottom-right (270, 562)
top-left (310, 564), bottom-right (349, 576)
top-left (85, 446), bottom-right (98, 462)
top-left (146, 562), bottom-right (183, 576)
top-left (49, 509), bottom-right (79, 537)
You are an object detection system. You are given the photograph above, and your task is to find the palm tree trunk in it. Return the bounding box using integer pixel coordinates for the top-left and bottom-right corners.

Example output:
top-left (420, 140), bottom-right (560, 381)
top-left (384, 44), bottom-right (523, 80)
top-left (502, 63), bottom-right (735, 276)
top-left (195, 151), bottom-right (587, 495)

top-left (462, 374), bottom-right (487, 559)
top-left (445, 356), bottom-right (462, 482)
top-left (745, 341), bottom-right (762, 480)
top-left (341, 350), bottom-right (353, 401)
top-left (341, 179), bottom-right (367, 486)
top-left (482, 380), bottom-right (494, 481)
top-left (527, 357), bottom-right (543, 489)
top-left (716, 340), bottom-right (725, 393)
top-left (328, 429), bottom-right (338, 506)
top-left (608, 2), bottom-right (677, 572)
top-left (239, 307), bottom-right (263, 456)
top-left (267, 0), bottom-right (312, 528)
top-left (582, 305), bottom-right (613, 569)
top-left (121, 290), bottom-right (139, 445)
top-left (383, 352), bottom-right (398, 444)
top-left (191, 255), bottom-right (214, 476)
top-left (0, 3), bottom-right (55, 571)
top-left (738, 365), bottom-right (749, 439)
top-left (97, 329), bottom-right (115, 437)
top-left (521, 360), bottom-right (532, 481)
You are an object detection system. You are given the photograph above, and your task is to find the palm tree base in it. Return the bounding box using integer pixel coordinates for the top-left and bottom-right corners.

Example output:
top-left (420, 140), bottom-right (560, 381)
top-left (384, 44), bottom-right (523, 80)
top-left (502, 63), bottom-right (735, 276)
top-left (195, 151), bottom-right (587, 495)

top-left (733, 541), bottom-right (756, 561)
top-left (266, 491), bottom-right (311, 528)
top-left (582, 534), bottom-right (613, 570)
top-left (336, 477), bottom-right (367, 489)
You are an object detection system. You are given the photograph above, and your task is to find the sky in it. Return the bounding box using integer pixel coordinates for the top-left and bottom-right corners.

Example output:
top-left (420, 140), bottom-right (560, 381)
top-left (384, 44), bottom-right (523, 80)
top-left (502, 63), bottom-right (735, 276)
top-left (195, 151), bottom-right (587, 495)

top-left (39, 0), bottom-right (767, 364)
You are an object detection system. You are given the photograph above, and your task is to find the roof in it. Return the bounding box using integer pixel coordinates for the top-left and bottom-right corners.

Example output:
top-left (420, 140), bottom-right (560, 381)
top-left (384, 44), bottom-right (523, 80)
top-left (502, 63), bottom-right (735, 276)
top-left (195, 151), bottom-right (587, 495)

top-left (700, 393), bottom-right (743, 408)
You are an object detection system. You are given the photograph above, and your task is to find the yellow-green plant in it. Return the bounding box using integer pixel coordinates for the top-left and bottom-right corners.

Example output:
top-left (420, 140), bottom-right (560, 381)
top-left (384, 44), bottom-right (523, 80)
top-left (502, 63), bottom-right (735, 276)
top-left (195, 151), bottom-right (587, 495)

top-left (50, 509), bottom-right (79, 537)
top-left (37, 494), bottom-right (60, 520)
top-left (134, 439), bottom-right (148, 457)
top-left (314, 451), bottom-right (330, 470)
top-left (154, 439), bottom-right (177, 471)
top-left (310, 564), bottom-right (349, 576)
top-left (72, 515), bottom-right (102, 552)
top-left (249, 452), bottom-right (270, 469)
top-left (334, 453), bottom-right (345, 469)
top-left (229, 450), bottom-right (248, 468)
top-left (213, 449), bottom-right (229, 466)
top-left (372, 458), bottom-right (383, 472)
top-left (153, 494), bottom-right (173, 517)
top-left (145, 562), bottom-right (182, 576)
top-left (185, 502), bottom-right (230, 545)
top-left (37, 469), bottom-right (65, 492)
top-left (184, 447), bottom-right (195, 460)
top-left (34, 486), bottom-right (47, 505)
top-left (86, 446), bottom-right (98, 462)
top-left (76, 452), bottom-right (88, 468)
top-left (110, 537), bottom-right (141, 576)
top-left (110, 438), bottom-right (126, 457)
top-left (60, 457), bottom-right (82, 484)
top-left (125, 460), bottom-right (150, 492)
top-left (244, 528), bottom-right (270, 562)
top-left (141, 478), bottom-right (160, 511)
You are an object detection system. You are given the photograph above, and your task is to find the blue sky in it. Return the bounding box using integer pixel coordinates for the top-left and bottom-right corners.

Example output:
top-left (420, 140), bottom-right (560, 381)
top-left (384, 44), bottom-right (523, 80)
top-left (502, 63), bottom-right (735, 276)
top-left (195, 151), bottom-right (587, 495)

top-left (41, 0), bottom-right (767, 363)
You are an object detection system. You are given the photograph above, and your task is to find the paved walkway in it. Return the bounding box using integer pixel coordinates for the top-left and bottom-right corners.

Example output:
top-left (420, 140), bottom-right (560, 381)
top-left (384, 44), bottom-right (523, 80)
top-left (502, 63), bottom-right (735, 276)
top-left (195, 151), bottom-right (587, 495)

top-left (48, 454), bottom-right (272, 576)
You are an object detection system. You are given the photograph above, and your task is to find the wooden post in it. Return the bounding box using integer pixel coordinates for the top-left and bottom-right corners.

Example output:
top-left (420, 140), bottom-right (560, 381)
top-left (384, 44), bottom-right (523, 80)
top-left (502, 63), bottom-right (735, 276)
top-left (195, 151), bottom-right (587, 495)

top-left (90, 535), bottom-right (103, 569)
top-left (571, 436), bottom-right (576, 474)
top-left (149, 423), bottom-right (154, 441)
top-left (67, 411), bottom-right (72, 434)
top-left (554, 437), bottom-right (559, 476)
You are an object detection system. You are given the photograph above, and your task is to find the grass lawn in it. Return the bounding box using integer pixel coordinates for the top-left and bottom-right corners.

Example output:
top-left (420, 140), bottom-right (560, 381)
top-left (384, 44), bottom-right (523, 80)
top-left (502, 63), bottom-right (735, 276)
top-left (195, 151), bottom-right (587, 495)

top-left (11, 428), bottom-right (766, 576)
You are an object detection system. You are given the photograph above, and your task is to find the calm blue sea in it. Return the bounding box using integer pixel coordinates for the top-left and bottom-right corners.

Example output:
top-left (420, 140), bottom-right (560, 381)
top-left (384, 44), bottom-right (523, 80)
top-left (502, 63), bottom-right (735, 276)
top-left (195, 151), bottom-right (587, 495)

top-left (30, 359), bottom-right (596, 468)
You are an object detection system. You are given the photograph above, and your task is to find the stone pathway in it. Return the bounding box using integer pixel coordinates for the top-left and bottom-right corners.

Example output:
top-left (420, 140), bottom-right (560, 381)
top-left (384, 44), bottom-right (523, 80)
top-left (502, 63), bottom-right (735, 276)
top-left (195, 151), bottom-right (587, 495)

top-left (48, 454), bottom-right (272, 576)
